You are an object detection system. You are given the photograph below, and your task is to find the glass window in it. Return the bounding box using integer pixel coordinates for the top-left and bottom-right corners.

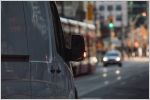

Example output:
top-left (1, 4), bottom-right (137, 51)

top-left (107, 5), bottom-right (113, 11)
top-left (61, 22), bottom-right (72, 49)
top-left (99, 6), bottom-right (104, 11)
top-left (64, 1), bottom-right (72, 5)
top-left (116, 15), bottom-right (122, 21)
top-left (100, 16), bottom-right (104, 20)
top-left (1, 2), bottom-right (28, 55)
top-left (106, 53), bottom-right (119, 56)
top-left (24, 2), bottom-right (52, 61)
top-left (116, 5), bottom-right (122, 11)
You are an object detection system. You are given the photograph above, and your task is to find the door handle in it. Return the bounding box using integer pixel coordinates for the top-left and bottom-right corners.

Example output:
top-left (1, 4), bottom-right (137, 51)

top-left (50, 69), bottom-right (55, 73)
top-left (56, 69), bottom-right (61, 73)
top-left (50, 64), bottom-right (61, 74)
top-left (50, 69), bottom-right (61, 74)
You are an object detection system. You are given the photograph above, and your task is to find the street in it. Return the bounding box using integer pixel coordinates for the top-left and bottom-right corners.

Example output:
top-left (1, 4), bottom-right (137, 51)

top-left (1, 1), bottom-right (149, 99)
top-left (75, 57), bottom-right (149, 99)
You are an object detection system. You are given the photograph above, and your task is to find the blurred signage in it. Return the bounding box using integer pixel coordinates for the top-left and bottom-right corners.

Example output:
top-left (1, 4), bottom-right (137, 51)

top-left (87, 3), bottom-right (94, 21)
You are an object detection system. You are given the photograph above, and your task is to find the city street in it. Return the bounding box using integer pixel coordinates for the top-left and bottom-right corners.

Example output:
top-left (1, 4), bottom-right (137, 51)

top-left (75, 57), bottom-right (149, 99)
top-left (1, 1), bottom-right (149, 99)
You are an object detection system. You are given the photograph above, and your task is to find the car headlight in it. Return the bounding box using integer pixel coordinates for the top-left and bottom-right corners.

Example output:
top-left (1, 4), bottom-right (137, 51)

top-left (103, 57), bottom-right (108, 61)
top-left (116, 57), bottom-right (120, 61)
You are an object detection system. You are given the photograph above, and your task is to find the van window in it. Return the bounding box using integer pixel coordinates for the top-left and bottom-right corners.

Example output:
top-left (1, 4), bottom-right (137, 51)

top-left (24, 2), bottom-right (53, 61)
top-left (1, 2), bottom-right (28, 55)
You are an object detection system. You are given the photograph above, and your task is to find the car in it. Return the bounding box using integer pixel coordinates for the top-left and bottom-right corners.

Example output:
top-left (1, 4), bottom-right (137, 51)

top-left (102, 50), bottom-right (122, 67)
top-left (1, 1), bottom-right (85, 99)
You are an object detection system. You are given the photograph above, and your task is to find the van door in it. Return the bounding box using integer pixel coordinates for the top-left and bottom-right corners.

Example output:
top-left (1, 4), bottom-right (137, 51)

top-left (1, 2), bottom-right (31, 98)
top-left (24, 2), bottom-right (54, 98)
top-left (24, 2), bottom-right (74, 98)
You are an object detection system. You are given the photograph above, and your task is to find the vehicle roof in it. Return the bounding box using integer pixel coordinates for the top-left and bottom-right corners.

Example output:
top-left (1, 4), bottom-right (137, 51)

top-left (106, 50), bottom-right (121, 55)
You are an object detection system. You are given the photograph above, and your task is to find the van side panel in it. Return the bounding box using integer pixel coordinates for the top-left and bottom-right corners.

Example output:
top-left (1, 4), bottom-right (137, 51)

top-left (1, 1), bottom-right (76, 99)
top-left (24, 2), bottom-right (70, 98)
top-left (1, 2), bottom-right (31, 98)
top-left (1, 62), bottom-right (31, 98)
top-left (1, 2), bottom-right (28, 55)
top-left (24, 2), bottom-right (53, 98)
top-left (24, 2), bottom-right (50, 61)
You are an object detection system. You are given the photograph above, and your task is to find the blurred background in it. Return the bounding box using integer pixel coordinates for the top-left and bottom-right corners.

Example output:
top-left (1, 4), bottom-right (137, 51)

top-left (56, 1), bottom-right (149, 99)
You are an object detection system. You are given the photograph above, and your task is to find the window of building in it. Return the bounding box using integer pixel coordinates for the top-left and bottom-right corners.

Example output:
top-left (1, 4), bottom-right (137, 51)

top-left (24, 2), bottom-right (53, 61)
top-left (99, 6), bottom-right (104, 11)
top-left (100, 16), bottom-right (104, 20)
top-left (107, 5), bottom-right (113, 11)
top-left (116, 15), bottom-right (122, 21)
top-left (116, 5), bottom-right (122, 11)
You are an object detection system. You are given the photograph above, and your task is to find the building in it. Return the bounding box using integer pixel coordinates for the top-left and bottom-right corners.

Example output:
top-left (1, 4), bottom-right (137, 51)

top-left (127, 1), bottom-right (148, 55)
top-left (95, 1), bottom-right (128, 41)
top-left (95, 1), bottom-right (128, 49)
top-left (56, 1), bottom-right (86, 21)
top-left (128, 1), bottom-right (148, 28)
top-left (96, 1), bottom-right (128, 28)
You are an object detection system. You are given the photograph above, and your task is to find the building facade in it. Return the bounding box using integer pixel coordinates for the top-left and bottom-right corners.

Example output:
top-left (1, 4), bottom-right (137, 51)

top-left (95, 1), bottom-right (128, 50)
top-left (96, 1), bottom-right (128, 28)
top-left (56, 1), bottom-right (86, 21)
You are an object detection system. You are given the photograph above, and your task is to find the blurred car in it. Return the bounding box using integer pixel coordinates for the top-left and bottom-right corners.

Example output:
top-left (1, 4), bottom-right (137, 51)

top-left (102, 50), bottom-right (122, 67)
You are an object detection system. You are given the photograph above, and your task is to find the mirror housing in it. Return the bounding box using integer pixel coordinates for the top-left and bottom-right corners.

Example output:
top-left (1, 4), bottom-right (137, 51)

top-left (66, 35), bottom-right (85, 61)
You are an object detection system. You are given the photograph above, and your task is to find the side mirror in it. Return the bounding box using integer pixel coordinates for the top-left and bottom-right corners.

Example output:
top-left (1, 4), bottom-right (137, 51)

top-left (67, 35), bottom-right (85, 61)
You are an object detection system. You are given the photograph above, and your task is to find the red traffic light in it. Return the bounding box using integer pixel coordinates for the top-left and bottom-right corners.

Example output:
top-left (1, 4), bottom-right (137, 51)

top-left (108, 15), bottom-right (113, 23)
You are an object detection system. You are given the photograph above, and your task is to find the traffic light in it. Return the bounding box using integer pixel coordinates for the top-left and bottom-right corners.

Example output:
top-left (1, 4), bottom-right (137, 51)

top-left (109, 23), bottom-right (114, 29)
top-left (108, 15), bottom-right (114, 29)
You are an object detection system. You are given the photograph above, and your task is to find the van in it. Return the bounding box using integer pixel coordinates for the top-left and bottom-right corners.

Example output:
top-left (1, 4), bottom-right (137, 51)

top-left (1, 1), bottom-right (85, 99)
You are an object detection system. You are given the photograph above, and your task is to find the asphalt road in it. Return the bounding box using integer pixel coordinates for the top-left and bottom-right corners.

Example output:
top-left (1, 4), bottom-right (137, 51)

top-left (74, 57), bottom-right (149, 99)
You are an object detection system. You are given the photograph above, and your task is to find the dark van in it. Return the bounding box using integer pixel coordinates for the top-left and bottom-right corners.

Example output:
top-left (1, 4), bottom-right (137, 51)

top-left (1, 1), bottom-right (85, 99)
